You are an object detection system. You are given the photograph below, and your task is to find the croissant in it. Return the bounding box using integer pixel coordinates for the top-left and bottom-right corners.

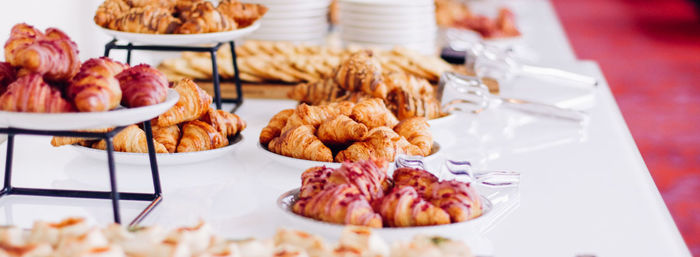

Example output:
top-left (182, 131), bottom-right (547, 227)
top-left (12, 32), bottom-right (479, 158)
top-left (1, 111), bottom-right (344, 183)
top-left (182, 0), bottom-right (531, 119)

top-left (377, 187), bottom-right (450, 227)
top-left (393, 117), bottom-right (433, 156)
top-left (67, 57), bottom-right (128, 112)
top-left (94, 0), bottom-right (131, 27)
top-left (217, 0), bottom-right (268, 28)
top-left (175, 1), bottom-right (235, 34)
top-left (383, 71), bottom-right (435, 97)
top-left (317, 115), bottom-right (367, 146)
top-left (116, 64), bottom-right (169, 108)
top-left (334, 50), bottom-right (388, 99)
top-left (298, 166), bottom-right (333, 198)
top-left (280, 104), bottom-right (340, 134)
top-left (92, 125), bottom-right (168, 153)
top-left (430, 181), bottom-right (483, 222)
top-left (259, 109), bottom-right (294, 145)
top-left (387, 89), bottom-right (442, 120)
top-left (5, 26), bottom-right (80, 82)
top-left (152, 125), bottom-right (180, 153)
top-left (392, 167), bottom-right (438, 199)
top-left (293, 184), bottom-right (382, 228)
top-left (199, 109), bottom-right (246, 137)
top-left (176, 120), bottom-right (228, 152)
top-left (153, 78), bottom-right (211, 127)
top-left (335, 127), bottom-right (422, 162)
top-left (50, 127), bottom-right (115, 147)
top-left (288, 79), bottom-right (346, 106)
top-left (350, 98), bottom-right (398, 129)
top-left (0, 62), bottom-right (16, 94)
top-left (108, 6), bottom-right (181, 34)
top-left (326, 159), bottom-right (389, 202)
top-left (0, 74), bottom-right (75, 113)
top-left (325, 101), bottom-right (355, 117)
top-left (268, 125), bottom-right (333, 162)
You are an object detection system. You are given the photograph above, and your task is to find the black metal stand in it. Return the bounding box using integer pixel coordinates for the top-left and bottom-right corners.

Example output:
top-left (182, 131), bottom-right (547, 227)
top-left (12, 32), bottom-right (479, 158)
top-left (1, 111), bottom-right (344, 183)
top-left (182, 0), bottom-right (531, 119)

top-left (103, 39), bottom-right (244, 112)
top-left (0, 121), bottom-right (163, 226)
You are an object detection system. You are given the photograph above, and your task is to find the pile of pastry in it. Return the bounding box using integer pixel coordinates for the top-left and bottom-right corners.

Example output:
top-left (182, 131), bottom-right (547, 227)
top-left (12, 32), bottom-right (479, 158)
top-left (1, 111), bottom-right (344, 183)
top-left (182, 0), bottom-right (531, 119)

top-left (158, 40), bottom-right (454, 83)
top-left (94, 0), bottom-right (267, 34)
top-left (289, 50), bottom-right (444, 120)
top-left (0, 23), bottom-right (168, 113)
top-left (293, 160), bottom-right (484, 228)
top-left (51, 79), bottom-right (246, 153)
top-left (0, 217), bottom-right (473, 257)
top-left (435, 0), bottom-right (520, 39)
top-left (260, 98), bottom-right (432, 163)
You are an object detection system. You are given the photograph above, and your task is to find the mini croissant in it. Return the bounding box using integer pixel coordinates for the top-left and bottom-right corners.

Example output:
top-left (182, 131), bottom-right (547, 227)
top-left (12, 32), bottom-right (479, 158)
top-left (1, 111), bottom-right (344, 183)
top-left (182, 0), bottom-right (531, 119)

top-left (152, 125), bottom-right (180, 153)
top-left (153, 78), bottom-right (212, 127)
top-left (68, 57), bottom-right (128, 112)
top-left (317, 115), bottom-right (367, 146)
top-left (268, 125), bottom-right (333, 162)
top-left (350, 98), bottom-right (398, 129)
top-left (0, 74), bottom-right (75, 113)
top-left (199, 109), bottom-right (246, 137)
top-left (176, 120), bottom-right (228, 153)
top-left (259, 109), bottom-right (294, 145)
top-left (377, 187), bottom-right (450, 227)
top-left (4, 24), bottom-right (80, 82)
top-left (116, 64), bottom-right (169, 108)
top-left (92, 125), bottom-right (168, 153)
top-left (393, 117), bottom-right (433, 156)
top-left (50, 127), bottom-right (114, 147)
top-left (293, 184), bottom-right (382, 228)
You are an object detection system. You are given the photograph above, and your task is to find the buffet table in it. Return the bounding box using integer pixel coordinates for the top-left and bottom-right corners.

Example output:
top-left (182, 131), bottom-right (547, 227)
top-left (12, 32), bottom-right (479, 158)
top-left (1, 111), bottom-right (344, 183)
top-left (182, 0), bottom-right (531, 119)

top-left (0, 0), bottom-right (691, 256)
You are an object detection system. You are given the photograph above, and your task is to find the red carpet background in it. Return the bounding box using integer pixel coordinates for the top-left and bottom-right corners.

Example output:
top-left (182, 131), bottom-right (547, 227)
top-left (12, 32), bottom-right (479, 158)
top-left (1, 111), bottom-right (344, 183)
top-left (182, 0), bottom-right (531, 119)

top-left (551, 0), bottom-right (700, 254)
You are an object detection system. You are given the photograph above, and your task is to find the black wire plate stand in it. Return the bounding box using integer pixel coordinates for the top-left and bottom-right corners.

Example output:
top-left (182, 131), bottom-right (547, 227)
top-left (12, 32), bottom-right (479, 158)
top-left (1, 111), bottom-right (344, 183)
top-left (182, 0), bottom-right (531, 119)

top-left (103, 39), bottom-right (244, 112)
top-left (0, 121), bottom-right (162, 227)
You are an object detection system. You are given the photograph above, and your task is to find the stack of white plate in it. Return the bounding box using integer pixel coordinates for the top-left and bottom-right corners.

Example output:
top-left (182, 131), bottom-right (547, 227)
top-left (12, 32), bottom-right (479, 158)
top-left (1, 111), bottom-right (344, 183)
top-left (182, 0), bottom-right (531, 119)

top-left (245, 0), bottom-right (331, 44)
top-left (338, 0), bottom-right (437, 54)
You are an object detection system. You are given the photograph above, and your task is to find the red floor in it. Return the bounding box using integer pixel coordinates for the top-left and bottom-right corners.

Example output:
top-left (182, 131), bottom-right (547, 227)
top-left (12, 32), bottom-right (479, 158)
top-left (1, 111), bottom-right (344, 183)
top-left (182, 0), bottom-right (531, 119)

top-left (551, 0), bottom-right (700, 255)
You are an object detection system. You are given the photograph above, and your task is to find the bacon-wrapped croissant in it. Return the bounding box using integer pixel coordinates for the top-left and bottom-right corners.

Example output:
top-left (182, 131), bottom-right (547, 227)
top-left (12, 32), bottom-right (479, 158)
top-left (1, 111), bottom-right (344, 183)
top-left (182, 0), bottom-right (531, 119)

top-left (153, 78), bottom-right (211, 127)
top-left (377, 187), bottom-right (450, 227)
top-left (199, 109), bottom-right (246, 137)
top-left (216, 0), bottom-right (268, 28)
top-left (92, 125), bottom-right (168, 153)
top-left (430, 181), bottom-right (483, 222)
top-left (268, 125), bottom-right (332, 162)
top-left (298, 166), bottom-right (333, 199)
top-left (67, 57), bottom-right (128, 112)
top-left (176, 120), bottom-right (228, 152)
top-left (326, 159), bottom-right (389, 202)
top-left (392, 167), bottom-right (438, 199)
top-left (293, 184), bottom-right (382, 228)
top-left (317, 115), bottom-right (367, 146)
top-left (259, 109), bottom-right (294, 144)
top-left (350, 98), bottom-right (398, 129)
top-left (0, 62), bottom-right (16, 94)
top-left (116, 64), bottom-right (169, 108)
top-left (393, 117), bottom-right (433, 156)
top-left (4, 25), bottom-right (80, 82)
top-left (152, 125), bottom-right (180, 153)
top-left (0, 74), bottom-right (75, 113)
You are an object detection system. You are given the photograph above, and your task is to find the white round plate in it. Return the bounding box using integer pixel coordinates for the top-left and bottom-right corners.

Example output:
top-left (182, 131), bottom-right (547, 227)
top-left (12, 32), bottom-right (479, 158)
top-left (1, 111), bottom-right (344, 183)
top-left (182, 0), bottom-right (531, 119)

top-left (69, 135), bottom-right (243, 166)
top-left (338, 3), bottom-right (434, 14)
top-left (277, 188), bottom-right (492, 242)
top-left (260, 16), bottom-right (328, 27)
top-left (0, 89), bottom-right (178, 131)
top-left (339, 0), bottom-right (433, 7)
top-left (264, 9), bottom-right (329, 19)
top-left (340, 26), bottom-right (437, 38)
top-left (261, 1), bottom-right (331, 10)
top-left (341, 33), bottom-right (435, 45)
top-left (340, 18), bottom-right (435, 30)
top-left (248, 0), bottom-right (330, 4)
top-left (249, 31), bottom-right (328, 41)
top-left (337, 12), bottom-right (435, 23)
top-left (256, 23), bottom-right (328, 34)
top-left (97, 22), bottom-right (260, 46)
top-left (258, 141), bottom-right (441, 169)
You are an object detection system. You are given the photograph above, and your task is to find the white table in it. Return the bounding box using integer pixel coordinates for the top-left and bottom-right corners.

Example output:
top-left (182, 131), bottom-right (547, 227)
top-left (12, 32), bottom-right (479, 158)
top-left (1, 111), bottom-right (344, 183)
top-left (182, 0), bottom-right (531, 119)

top-left (0, 0), bottom-right (691, 256)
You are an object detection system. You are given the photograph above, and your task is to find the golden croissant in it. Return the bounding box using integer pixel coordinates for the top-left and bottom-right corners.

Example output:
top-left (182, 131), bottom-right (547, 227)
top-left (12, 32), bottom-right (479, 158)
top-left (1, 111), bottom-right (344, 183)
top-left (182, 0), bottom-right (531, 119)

top-left (176, 120), bottom-right (228, 153)
top-left (259, 109), bottom-right (294, 145)
top-left (268, 125), bottom-right (333, 162)
top-left (288, 78), bottom-right (347, 106)
top-left (0, 74), bottom-right (75, 113)
top-left (154, 78), bottom-right (212, 127)
top-left (334, 50), bottom-right (389, 99)
top-left (335, 127), bottom-right (422, 162)
top-left (200, 109), bottom-right (246, 137)
top-left (50, 127), bottom-right (115, 147)
top-left (317, 115), bottom-right (367, 146)
top-left (94, 0), bottom-right (130, 28)
top-left (92, 125), bottom-right (168, 153)
top-left (293, 184), bottom-right (382, 228)
top-left (393, 117), bottom-right (433, 156)
top-left (377, 187), bottom-right (450, 227)
top-left (116, 64), bottom-right (169, 108)
top-left (67, 57), bottom-right (128, 112)
top-left (392, 167), bottom-right (439, 199)
top-left (430, 181), bottom-right (483, 222)
top-left (387, 88), bottom-right (442, 120)
top-left (109, 6), bottom-right (182, 34)
top-left (176, 1), bottom-right (235, 34)
top-left (350, 98), bottom-right (399, 129)
top-left (152, 125), bottom-right (180, 153)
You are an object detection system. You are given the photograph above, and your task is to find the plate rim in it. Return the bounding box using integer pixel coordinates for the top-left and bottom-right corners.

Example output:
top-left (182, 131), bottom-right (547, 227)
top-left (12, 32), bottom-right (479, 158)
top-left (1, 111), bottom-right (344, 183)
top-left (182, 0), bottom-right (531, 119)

top-left (96, 22), bottom-right (260, 45)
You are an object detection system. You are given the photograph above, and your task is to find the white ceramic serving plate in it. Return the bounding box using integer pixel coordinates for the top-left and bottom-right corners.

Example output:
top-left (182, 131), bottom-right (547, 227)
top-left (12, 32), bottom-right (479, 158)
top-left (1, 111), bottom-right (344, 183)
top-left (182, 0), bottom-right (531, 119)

top-left (258, 1), bottom-right (331, 10)
top-left (339, 0), bottom-right (433, 7)
top-left (0, 89), bottom-right (178, 131)
top-left (247, 0), bottom-right (330, 4)
top-left (69, 135), bottom-right (243, 166)
top-left (340, 26), bottom-right (437, 38)
top-left (338, 11), bottom-right (435, 23)
top-left (258, 141), bottom-right (441, 169)
top-left (338, 3), bottom-right (434, 15)
top-left (97, 22), bottom-right (259, 46)
top-left (277, 188), bottom-right (492, 242)
top-left (339, 18), bottom-right (436, 30)
top-left (341, 33), bottom-right (436, 45)
top-left (249, 31), bottom-right (328, 41)
top-left (263, 9), bottom-right (329, 19)
top-left (260, 16), bottom-right (328, 27)
top-left (255, 22), bottom-right (329, 34)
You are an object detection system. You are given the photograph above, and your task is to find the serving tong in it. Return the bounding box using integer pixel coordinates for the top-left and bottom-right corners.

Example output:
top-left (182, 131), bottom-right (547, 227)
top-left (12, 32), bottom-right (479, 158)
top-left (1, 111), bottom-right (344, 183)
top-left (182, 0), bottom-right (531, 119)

top-left (446, 29), bottom-right (599, 87)
top-left (438, 72), bottom-right (589, 123)
top-left (395, 155), bottom-right (519, 188)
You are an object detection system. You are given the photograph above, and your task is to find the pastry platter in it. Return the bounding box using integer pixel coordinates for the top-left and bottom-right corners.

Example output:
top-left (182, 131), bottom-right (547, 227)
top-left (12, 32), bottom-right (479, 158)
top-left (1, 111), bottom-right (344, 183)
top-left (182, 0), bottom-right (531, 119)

top-left (69, 134), bottom-right (244, 166)
top-left (0, 89), bottom-right (179, 131)
top-left (258, 141), bottom-right (442, 169)
top-left (96, 22), bottom-right (260, 46)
